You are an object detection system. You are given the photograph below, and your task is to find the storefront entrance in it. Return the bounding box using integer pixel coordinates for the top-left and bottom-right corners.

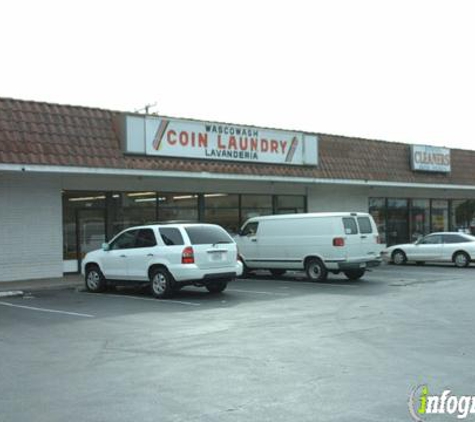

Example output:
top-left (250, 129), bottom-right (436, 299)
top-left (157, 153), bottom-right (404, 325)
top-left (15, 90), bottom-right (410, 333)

top-left (62, 191), bottom-right (307, 273)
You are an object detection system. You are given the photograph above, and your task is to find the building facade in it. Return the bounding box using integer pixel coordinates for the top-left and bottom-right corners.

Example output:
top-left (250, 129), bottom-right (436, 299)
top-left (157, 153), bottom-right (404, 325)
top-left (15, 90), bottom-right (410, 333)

top-left (1, 97), bottom-right (475, 282)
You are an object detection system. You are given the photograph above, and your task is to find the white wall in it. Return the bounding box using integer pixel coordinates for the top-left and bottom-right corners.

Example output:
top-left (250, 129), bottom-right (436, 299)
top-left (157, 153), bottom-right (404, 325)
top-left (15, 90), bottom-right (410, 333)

top-left (0, 174), bottom-right (62, 282)
top-left (307, 185), bottom-right (370, 212)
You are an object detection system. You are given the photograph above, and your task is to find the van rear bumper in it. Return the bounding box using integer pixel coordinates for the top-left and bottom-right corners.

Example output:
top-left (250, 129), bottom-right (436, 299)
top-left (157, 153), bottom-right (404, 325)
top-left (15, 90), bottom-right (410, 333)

top-left (336, 258), bottom-right (382, 271)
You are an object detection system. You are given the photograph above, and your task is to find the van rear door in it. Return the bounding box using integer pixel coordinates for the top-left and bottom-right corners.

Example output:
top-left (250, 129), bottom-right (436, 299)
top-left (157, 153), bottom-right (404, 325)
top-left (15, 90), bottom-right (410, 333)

top-left (184, 225), bottom-right (236, 270)
top-left (356, 215), bottom-right (380, 257)
top-left (342, 217), bottom-right (362, 260)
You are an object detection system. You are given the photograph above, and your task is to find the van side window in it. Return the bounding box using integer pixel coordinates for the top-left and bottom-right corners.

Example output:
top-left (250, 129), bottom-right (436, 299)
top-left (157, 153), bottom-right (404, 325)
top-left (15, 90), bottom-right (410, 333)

top-left (342, 218), bottom-right (358, 235)
top-left (357, 217), bottom-right (373, 234)
top-left (241, 222), bottom-right (258, 236)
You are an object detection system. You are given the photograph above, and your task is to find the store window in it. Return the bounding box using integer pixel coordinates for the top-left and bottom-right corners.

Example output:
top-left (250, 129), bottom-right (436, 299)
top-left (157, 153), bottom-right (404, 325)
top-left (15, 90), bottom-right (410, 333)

top-left (275, 195), bottom-right (306, 214)
top-left (386, 199), bottom-right (409, 246)
top-left (451, 199), bottom-right (475, 235)
top-left (369, 198), bottom-right (386, 244)
top-left (203, 193), bottom-right (240, 234)
top-left (158, 193), bottom-right (198, 223)
top-left (410, 199), bottom-right (430, 241)
top-left (241, 195), bottom-right (273, 223)
top-left (62, 192), bottom-right (106, 264)
top-left (109, 192), bottom-right (157, 236)
top-left (431, 200), bottom-right (449, 232)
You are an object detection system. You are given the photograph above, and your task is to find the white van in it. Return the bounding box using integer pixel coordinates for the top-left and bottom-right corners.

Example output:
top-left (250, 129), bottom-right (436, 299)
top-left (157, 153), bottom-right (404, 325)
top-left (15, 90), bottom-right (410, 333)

top-left (235, 212), bottom-right (382, 281)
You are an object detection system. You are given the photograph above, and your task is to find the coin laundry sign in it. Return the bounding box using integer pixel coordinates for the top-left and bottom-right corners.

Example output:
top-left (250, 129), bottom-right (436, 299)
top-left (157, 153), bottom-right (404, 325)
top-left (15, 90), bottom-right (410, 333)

top-left (122, 115), bottom-right (318, 166)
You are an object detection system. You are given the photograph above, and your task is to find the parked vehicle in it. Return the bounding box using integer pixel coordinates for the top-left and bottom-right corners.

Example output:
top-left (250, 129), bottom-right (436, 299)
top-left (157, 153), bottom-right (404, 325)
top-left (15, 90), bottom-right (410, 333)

top-left (381, 232), bottom-right (475, 267)
top-left (82, 224), bottom-right (243, 298)
top-left (235, 212), bottom-right (382, 281)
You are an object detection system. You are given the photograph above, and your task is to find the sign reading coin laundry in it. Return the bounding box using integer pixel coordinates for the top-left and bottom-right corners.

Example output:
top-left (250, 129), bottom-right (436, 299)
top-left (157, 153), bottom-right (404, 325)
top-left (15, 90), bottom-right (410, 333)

top-left (137, 116), bottom-right (318, 166)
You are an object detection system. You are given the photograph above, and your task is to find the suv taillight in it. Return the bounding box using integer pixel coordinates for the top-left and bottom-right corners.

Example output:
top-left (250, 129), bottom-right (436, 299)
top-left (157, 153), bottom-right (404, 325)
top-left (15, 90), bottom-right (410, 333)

top-left (182, 246), bottom-right (195, 264)
top-left (333, 237), bottom-right (345, 247)
top-left (376, 235), bottom-right (382, 244)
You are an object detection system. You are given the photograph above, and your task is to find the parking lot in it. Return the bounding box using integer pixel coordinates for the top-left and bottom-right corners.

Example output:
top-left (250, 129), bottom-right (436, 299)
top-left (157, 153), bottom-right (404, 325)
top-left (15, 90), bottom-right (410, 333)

top-left (1, 264), bottom-right (475, 422)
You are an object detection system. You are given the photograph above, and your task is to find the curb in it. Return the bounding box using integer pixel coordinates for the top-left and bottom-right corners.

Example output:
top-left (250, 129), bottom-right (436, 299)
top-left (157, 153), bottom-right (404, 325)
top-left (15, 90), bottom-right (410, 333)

top-left (0, 291), bottom-right (24, 298)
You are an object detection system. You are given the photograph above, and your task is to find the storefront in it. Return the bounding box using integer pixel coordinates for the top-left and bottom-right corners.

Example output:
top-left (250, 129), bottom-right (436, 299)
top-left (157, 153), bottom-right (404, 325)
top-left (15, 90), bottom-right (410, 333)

top-left (1, 97), bottom-right (475, 282)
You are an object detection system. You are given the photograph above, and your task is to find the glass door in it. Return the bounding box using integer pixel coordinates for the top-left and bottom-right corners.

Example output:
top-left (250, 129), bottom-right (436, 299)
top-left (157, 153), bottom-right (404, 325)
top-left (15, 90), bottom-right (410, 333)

top-left (76, 209), bottom-right (106, 271)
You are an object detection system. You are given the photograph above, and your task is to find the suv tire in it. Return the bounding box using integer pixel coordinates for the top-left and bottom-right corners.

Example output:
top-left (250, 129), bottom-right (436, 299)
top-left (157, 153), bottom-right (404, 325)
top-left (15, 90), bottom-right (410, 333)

top-left (343, 269), bottom-right (366, 280)
top-left (206, 280), bottom-right (228, 294)
top-left (150, 267), bottom-right (175, 299)
top-left (85, 265), bottom-right (106, 293)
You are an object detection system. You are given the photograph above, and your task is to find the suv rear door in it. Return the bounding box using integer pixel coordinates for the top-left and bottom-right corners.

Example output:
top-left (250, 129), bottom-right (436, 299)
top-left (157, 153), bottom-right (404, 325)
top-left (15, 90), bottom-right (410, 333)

top-left (184, 225), bottom-right (236, 270)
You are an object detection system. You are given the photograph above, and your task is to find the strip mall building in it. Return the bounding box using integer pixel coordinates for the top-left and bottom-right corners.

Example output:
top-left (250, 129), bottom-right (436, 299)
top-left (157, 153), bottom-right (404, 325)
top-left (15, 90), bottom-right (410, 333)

top-left (1, 97), bottom-right (475, 282)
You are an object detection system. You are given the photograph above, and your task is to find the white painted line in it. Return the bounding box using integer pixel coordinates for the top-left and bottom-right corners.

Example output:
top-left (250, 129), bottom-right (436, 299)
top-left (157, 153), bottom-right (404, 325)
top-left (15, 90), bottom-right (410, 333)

top-left (83, 292), bottom-right (200, 306)
top-left (0, 291), bottom-right (24, 298)
top-left (227, 289), bottom-right (289, 296)
top-left (0, 301), bottom-right (94, 318)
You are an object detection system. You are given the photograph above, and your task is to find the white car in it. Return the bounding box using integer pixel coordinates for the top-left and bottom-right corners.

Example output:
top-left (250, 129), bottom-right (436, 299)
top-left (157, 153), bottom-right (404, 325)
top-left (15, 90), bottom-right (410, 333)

top-left (81, 223), bottom-right (243, 298)
top-left (381, 232), bottom-right (475, 267)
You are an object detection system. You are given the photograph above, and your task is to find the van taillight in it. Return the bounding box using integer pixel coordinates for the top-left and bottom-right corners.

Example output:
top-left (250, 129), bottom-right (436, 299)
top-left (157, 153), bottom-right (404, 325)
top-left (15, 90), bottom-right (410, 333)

top-left (182, 246), bottom-right (195, 264)
top-left (376, 235), bottom-right (382, 244)
top-left (333, 237), bottom-right (345, 247)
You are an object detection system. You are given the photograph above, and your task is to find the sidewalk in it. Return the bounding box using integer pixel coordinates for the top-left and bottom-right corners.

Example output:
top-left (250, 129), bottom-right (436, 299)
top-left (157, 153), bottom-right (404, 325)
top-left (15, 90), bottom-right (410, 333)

top-left (0, 274), bottom-right (83, 297)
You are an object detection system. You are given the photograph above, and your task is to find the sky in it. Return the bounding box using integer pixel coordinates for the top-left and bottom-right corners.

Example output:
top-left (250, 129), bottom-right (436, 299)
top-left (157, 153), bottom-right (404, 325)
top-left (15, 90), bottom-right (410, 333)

top-left (1, 0), bottom-right (474, 150)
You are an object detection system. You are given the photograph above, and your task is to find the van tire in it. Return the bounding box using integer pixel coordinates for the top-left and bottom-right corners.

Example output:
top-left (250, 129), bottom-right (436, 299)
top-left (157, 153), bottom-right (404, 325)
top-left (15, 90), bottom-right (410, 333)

top-left (150, 267), bottom-right (175, 299)
top-left (270, 269), bottom-right (286, 277)
top-left (206, 280), bottom-right (228, 294)
top-left (85, 265), bottom-right (106, 293)
top-left (305, 258), bottom-right (328, 282)
top-left (344, 269), bottom-right (366, 280)
top-left (240, 260), bottom-right (253, 278)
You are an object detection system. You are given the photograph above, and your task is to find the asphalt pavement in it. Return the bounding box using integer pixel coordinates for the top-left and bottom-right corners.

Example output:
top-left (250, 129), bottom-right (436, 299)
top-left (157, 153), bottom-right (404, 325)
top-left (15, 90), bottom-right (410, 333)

top-left (1, 264), bottom-right (474, 422)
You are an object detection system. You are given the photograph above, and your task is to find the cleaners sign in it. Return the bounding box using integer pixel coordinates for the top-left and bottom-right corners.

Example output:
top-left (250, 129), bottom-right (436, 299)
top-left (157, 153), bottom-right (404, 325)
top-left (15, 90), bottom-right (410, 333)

top-left (121, 115), bottom-right (318, 166)
top-left (411, 145), bottom-right (451, 173)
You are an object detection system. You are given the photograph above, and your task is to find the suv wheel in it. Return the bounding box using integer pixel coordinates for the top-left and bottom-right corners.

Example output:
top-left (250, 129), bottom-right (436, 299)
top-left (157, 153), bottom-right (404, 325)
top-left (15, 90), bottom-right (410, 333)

top-left (206, 280), bottom-right (228, 294)
top-left (343, 269), bottom-right (366, 280)
top-left (305, 258), bottom-right (328, 282)
top-left (150, 267), bottom-right (175, 299)
top-left (85, 265), bottom-right (106, 293)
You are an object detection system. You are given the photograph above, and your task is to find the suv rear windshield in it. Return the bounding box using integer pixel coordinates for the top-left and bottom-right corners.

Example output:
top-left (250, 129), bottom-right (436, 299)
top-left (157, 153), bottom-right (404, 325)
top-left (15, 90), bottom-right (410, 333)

top-left (185, 226), bottom-right (233, 245)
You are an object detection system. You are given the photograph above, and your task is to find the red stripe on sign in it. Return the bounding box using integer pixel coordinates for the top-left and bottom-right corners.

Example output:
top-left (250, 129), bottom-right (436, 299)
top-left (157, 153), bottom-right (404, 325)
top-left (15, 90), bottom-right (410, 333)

top-left (285, 137), bottom-right (298, 162)
top-left (152, 120), bottom-right (169, 150)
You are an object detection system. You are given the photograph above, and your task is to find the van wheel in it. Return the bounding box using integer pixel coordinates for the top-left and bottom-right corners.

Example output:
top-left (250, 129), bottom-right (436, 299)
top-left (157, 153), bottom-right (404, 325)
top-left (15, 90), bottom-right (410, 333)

top-left (240, 260), bottom-right (253, 278)
top-left (344, 269), bottom-right (366, 280)
top-left (305, 258), bottom-right (328, 282)
top-left (270, 269), bottom-right (286, 277)
top-left (150, 267), bottom-right (175, 299)
top-left (206, 280), bottom-right (228, 294)
top-left (85, 265), bottom-right (106, 293)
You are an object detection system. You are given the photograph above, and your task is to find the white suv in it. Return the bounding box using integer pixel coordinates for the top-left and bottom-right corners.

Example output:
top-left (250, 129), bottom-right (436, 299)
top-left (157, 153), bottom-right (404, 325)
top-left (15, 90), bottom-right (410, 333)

top-left (81, 224), bottom-right (243, 298)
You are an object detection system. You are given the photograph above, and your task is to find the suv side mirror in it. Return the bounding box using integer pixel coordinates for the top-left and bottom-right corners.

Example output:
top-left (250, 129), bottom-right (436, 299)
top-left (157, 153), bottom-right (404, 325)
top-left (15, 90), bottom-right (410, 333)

top-left (102, 243), bottom-right (110, 251)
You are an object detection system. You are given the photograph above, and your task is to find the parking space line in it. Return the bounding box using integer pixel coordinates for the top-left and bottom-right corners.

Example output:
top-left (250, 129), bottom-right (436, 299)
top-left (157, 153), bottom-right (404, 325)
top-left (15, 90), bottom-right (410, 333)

top-left (0, 301), bottom-right (94, 318)
top-left (227, 289), bottom-right (290, 296)
top-left (82, 292), bottom-right (201, 306)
